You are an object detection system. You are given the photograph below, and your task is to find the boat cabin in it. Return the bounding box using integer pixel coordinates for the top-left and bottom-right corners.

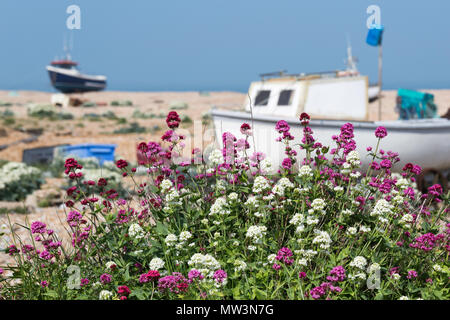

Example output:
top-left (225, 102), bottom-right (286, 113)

top-left (245, 71), bottom-right (369, 121)
top-left (50, 60), bottom-right (78, 70)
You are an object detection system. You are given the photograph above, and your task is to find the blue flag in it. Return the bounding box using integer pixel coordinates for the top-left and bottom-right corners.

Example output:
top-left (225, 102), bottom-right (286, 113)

top-left (366, 24), bottom-right (384, 46)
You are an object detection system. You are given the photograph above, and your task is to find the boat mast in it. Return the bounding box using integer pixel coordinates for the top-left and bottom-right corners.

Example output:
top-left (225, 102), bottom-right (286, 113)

top-left (345, 35), bottom-right (358, 74)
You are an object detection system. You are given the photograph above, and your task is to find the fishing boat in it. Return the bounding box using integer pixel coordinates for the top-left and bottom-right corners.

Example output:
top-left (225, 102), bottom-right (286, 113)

top-left (211, 71), bottom-right (450, 192)
top-left (211, 29), bottom-right (450, 183)
top-left (46, 52), bottom-right (107, 93)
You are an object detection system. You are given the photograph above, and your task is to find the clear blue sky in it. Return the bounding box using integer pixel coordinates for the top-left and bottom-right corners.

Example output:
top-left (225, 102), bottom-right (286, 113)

top-left (0, 0), bottom-right (448, 92)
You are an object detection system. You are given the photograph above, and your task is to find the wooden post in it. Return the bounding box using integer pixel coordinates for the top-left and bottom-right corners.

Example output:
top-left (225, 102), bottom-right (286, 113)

top-left (378, 43), bottom-right (383, 121)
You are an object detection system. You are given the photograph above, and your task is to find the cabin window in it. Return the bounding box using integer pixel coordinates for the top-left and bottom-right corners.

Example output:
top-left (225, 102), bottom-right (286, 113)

top-left (277, 90), bottom-right (294, 106)
top-left (254, 90), bottom-right (270, 106)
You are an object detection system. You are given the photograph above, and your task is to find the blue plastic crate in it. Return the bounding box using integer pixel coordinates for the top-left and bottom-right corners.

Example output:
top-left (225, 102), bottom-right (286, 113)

top-left (60, 144), bottom-right (116, 165)
top-left (366, 25), bottom-right (384, 46)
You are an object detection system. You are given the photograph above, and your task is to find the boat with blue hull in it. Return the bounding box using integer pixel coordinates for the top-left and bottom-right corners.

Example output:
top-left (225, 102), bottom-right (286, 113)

top-left (46, 59), bottom-right (107, 93)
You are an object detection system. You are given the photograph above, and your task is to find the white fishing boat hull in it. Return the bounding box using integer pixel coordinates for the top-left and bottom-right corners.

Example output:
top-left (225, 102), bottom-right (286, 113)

top-left (212, 109), bottom-right (450, 172)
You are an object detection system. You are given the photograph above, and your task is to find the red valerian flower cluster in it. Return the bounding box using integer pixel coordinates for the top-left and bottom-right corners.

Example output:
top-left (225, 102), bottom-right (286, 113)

top-left (166, 111), bottom-right (181, 129)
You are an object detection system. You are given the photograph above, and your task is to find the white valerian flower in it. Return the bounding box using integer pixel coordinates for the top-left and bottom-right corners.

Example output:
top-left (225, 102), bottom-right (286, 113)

top-left (160, 179), bottom-right (173, 192)
top-left (349, 272), bottom-right (366, 280)
top-left (234, 259), bottom-right (247, 272)
top-left (346, 227), bottom-right (357, 235)
top-left (253, 176), bottom-right (271, 193)
top-left (378, 217), bottom-right (389, 224)
top-left (209, 197), bottom-right (230, 216)
top-left (165, 189), bottom-right (181, 203)
top-left (350, 171), bottom-right (361, 179)
top-left (245, 196), bottom-right (258, 207)
top-left (105, 261), bottom-right (117, 269)
top-left (392, 195), bottom-right (404, 205)
top-left (213, 232), bottom-right (221, 239)
top-left (232, 240), bottom-right (239, 246)
top-left (128, 223), bottom-right (145, 239)
top-left (188, 253), bottom-right (221, 277)
top-left (312, 230), bottom-right (332, 249)
top-left (247, 245), bottom-right (257, 251)
top-left (208, 149), bottom-right (224, 166)
top-left (179, 231), bottom-right (192, 242)
top-left (289, 213), bottom-right (305, 226)
top-left (228, 192), bottom-right (238, 201)
top-left (272, 178), bottom-right (294, 196)
top-left (246, 225), bottom-right (267, 243)
top-left (295, 224), bottom-right (305, 234)
top-left (297, 258), bottom-right (308, 266)
top-left (298, 165), bottom-right (313, 178)
top-left (306, 216), bottom-right (319, 225)
top-left (368, 263), bottom-right (381, 274)
top-left (334, 186), bottom-right (344, 193)
top-left (99, 290), bottom-right (113, 300)
top-left (149, 257), bottom-right (165, 270)
top-left (370, 199), bottom-right (393, 217)
top-left (201, 218), bottom-right (208, 225)
top-left (341, 209), bottom-right (354, 216)
top-left (432, 264), bottom-right (442, 272)
top-left (215, 179), bottom-right (227, 192)
top-left (346, 150), bottom-right (361, 167)
top-left (311, 198), bottom-right (326, 211)
top-left (165, 234), bottom-right (178, 247)
top-left (395, 178), bottom-right (410, 190)
top-left (260, 158), bottom-right (272, 174)
top-left (267, 254), bottom-right (276, 264)
top-left (360, 225), bottom-right (371, 233)
top-left (254, 211), bottom-right (264, 218)
top-left (391, 273), bottom-right (401, 280)
top-left (399, 214), bottom-right (414, 228)
top-left (399, 296), bottom-right (409, 300)
top-left (349, 256), bottom-right (367, 270)
top-left (262, 193), bottom-right (275, 201)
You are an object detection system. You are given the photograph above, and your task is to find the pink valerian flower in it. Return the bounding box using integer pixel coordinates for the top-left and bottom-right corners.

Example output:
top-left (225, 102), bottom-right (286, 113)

top-left (407, 270), bottom-right (418, 279)
top-left (100, 273), bottom-right (112, 284)
top-left (157, 272), bottom-right (189, 294)
top-left (187, 269), bottom-right (204, 283)
top-left (276, 247), bottom-right (294, 266)
top-left (222, 132), bottom-right (237, 164)
top-left (275, 120), bottom-right (290, 133)
top-left (409, 233), bottom-right (445, 252)
top-left (308, 282), bottom-right (342, 300)
top-left (64, 158), bottom-right (82, 175)
top-left (428, 184), bottom-right (443, 197)
top-left (116, 159), bottom-right (128, 169)
top-left (166, 111), bottom-right (181, 129)
top-left (326, 266), bottom-right (346, 282)
top-left (31, 221), bottom-right (47, 234)
top-left (140, 270), bottom-right (161, 283)
top-left (298, 272), bottom-right (307, 279)
top-left (380, 159), bottom-right (392, 169)
top-left (301, 126), bottom-right (315, 145)
top-left (40, 281), bottom-right (48, 288)
top-left (240, 123), bottom-right (252, 136)
top-left (282, 158), bottom-right (292, 170)
top-left (272, 263), bottom-right (281, 270)
top-left (39, 250), bottom-right (54, 260)
top-left (6, 244), bottom-right (20, 256)
top-left (375, 126), bottom-right (388, 138)
top-left (80, 278), bottom-right (89, 287)
top-left (213, 270), bottom-right (228, 284)
top-left (117, 285), bottom-right (131, 297)
top-left (67, 211), bottom-right (84, 227)
top-left (299, 112), bottom-right (310, 125)
top-left (0, 268), bottom-right (3, 275)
